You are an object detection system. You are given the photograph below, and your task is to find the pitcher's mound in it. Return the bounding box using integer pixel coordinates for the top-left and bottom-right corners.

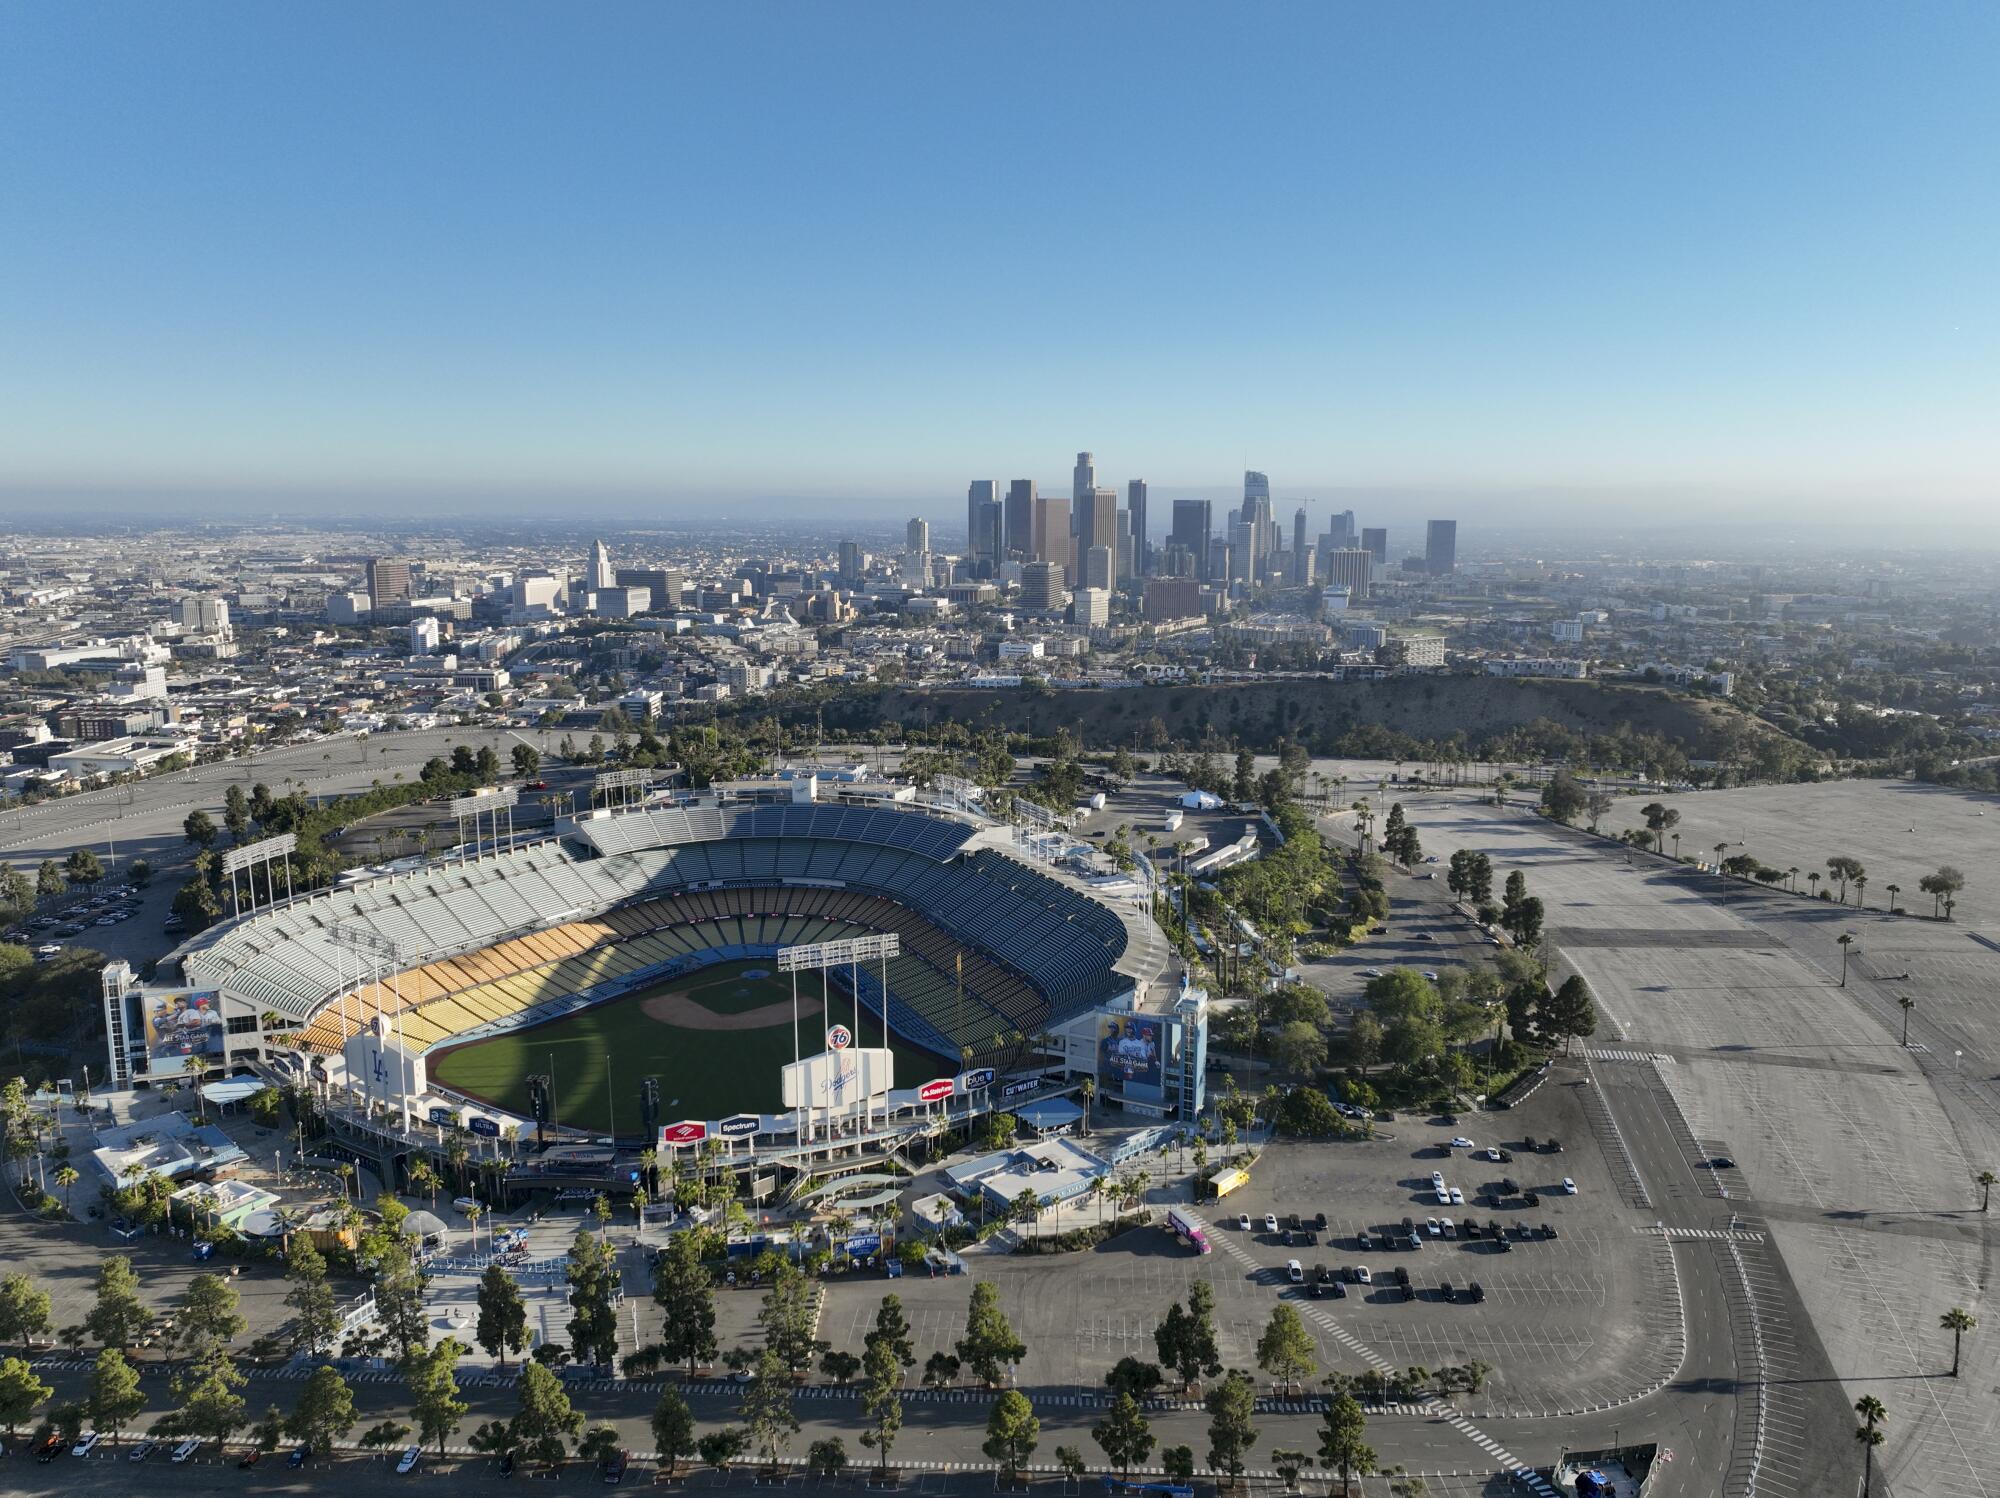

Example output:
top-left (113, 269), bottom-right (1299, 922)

top-left (642, 988), bottom-right (822, 1032)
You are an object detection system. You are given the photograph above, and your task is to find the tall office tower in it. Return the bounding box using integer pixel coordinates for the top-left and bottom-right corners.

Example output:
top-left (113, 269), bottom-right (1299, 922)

top-left (1326, 509), bottom-right (1357, 550)
top-left (1004, 479), bottom-right (1036, 558)
top-left (1160, 543), bottom-right (1195, 578)
top-left (1073, 485), bottom-right (1117, 585)
top-left (1323, 547), bottom-right (1374, 600)
top-left (1292, 507), bottom-right (1308, 561)
top-left (907, 517), bottom-right (930, 555)
top-left (1229, 520), bottom-right (1256, 583)
top-left (1361, 527), bottom-right (1388, 565)
top-left (1208, 536), bottom-right (1232, 581)
top-left (1169, 499), bottom-right (1213, 580)
top-left (966, 480), bottom-right (1002, 563)
top-left (1125, 479), bottom-right (1149, 576)
top-left (1240, 472), bottom-right (1275, 579)
top-left (1243, 469), bottom-right (1270, 506)
top-left (1032, 495), bottom-right (1072, 581)
top-left (1293, 547), bottom-right (1316, 586)
top-left (1426, 519), bottom-right (1458, 575)
top-left (838, 540), bottom-right (864, 582)
top-left (1072, 451), bottom-right (1096, 503)
top-left (1071, 587), bottom-right (1110, 628)
top-left (1114, 509), bottom-right (1133, 583)
top-left (1020, 561), bottom-right (1065, 612)
top-left (367, 557), bottom-right (413, 607)
top-left (968, 498), bottom-right (1003, 573)
top-left (587, 538), bottom-right (616, 591)
top-left (1081, 544), bottom-right (1113, 591)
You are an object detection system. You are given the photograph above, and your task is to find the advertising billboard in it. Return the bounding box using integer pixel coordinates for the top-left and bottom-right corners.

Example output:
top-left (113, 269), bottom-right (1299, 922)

top-left (140, 989), bottom-right (225, 1077)
top-left (917, 1078), bottom-right (955, 1104)
top-left (717, 1114), bottom-right (761, 1139)
top-left (468, 1116), bottom-right (501, 1138)
top-left (956, 1067), bottom-right (996, 1094)
top-left (1097, 1014), bottom-right (1165, 1094)
top-left (659, 1120), bottom-right (708, 1147)
top-left (782, 1047), bottom-right (894, 1111)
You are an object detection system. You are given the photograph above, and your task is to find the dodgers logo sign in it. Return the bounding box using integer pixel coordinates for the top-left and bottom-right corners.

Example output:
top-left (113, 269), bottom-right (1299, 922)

top-left (826, 1024), bottom-right (853, 1051)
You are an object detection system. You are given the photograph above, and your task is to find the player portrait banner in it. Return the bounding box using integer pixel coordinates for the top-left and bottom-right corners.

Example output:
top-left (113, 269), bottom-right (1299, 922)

top-left (1097, 1014), bottom-right (1166, 1093)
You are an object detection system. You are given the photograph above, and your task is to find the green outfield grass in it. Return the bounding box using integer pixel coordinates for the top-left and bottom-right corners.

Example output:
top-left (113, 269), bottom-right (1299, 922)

top-left (429, 959), bottom-right (948, 1133)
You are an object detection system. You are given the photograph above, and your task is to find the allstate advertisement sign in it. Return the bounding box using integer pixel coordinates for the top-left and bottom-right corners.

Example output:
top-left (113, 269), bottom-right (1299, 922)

top-left (917, 1078), bottom-right (955, 1103)
top-left (717, 1114), bottom-right (760, 1139)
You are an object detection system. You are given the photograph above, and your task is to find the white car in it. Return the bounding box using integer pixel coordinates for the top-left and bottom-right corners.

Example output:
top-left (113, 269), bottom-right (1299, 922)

top-left (1482, 1147), bottom-right (1504, 1162)
top-left (72, 1431), bottom-right (104, 1458)
top-left (397, 1446), bottom-right (423, 1474)
top-left (1434, 1186), bottom-right (1451, 1205)
top-left (1449, 1187), bottom-right (1465, 1205)
top-left (1425, 1217), bottom-right (1442, 1236)
top-left (1450, 1137), bottom-right (1476, 1150)
top-left (1263, 1214), bottom-right (1279, 1235)
top-left (1562, 1177), bottom-right (1579, 1195)
top-left (1422, 970), bottom-right (1440, 981)
top-left (1429, 1171), bottom-right (1446, 1191)
top-left (1362, 968), bottom-right (1384, 979)
top-left (1238, 1212), bottom-right (1252, 1232)
top-left (172, 1438), bottom-right (202, 1464)
top-left (1439, 1217), bottom-right (1457, 1239)
top-left (1286, 1259), bottom-right (1304, 1283)
top-left (1354, 1265), bottom-right (1372, 1285)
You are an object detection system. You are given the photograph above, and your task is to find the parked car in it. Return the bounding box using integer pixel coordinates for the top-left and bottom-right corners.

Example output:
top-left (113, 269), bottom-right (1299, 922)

top-left (37, 1436), bottom-right (62, 1463)
top-left (1467, 1281), bottom-right (1487, 1303)
top-left (398, 1446), bottom-right (423, 1474)
top-left (1263, 1214), bottom-right (1278, 1235)
top-left (1354, 1265), bottom-right (1372, 1285)
top-left (71, 1431), bottom-right (103, 1458)
top-left (237, 1450), bottom-right (262, 1469)
top-left (1562, 1177), bottom-right (1579, 1195)
top-left (1449, 1136), bottom-right (1475, 1150)
top-left (128, 1441), bottom-right (155, 1462)
top-left (1237, 1213), bottom-right (1251, 1232)
top-left (602, 1449), bottom-right (629, 1484)
top-left (1542, 1223), bottom-right (1558, 1240)
top-left (1286, 1259), bottom-right (1304, 1283)
top-left (171, 1438), bottom-right (201, 1463)
top-left (288, 1445), bottom-right (311, 1469)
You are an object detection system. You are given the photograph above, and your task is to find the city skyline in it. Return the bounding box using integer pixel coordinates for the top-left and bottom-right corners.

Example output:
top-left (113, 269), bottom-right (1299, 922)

top-left (2, 4), bottom-right (1996, 532)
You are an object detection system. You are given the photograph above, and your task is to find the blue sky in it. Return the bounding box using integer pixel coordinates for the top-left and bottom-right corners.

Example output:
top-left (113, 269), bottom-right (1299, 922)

top-left (2, 3), bottom-right (1995, 530)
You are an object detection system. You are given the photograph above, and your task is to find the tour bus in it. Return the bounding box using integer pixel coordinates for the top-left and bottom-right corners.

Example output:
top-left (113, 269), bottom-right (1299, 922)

top-left (1165, 1208), bottom-right (1212, 1255)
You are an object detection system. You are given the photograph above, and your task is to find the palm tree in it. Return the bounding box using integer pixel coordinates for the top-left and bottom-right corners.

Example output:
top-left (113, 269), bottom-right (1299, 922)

top-left (465, 1203), bottom-right (483, 1257)
top-left (1979, 1170), bottom-right (1997, 1214)
top-left (54, 1163), bottom-right (79, 1214)
top-left (1787, 866), bottom-right (1800, 892)
top-left (1854, 874), bottom-right (1868, 908)
top-left (1838, 933), bottom-right (1855, 987)
top-left (1808, 872), bottom-right (1821, 898)
top-left (1078, 1077), bottom-right (1095, 1137)
top-left (1886, 882), bottom-right (1901, 914)
top-left (1855, 1395), bottom-right (1886, 1498)
top-left (1941, 1308), bottom-right (1976, 1377)
top-left (409, 1159), bottom-right (440, 1210)
top-left (1713, 842), bottom-right (1727, 871)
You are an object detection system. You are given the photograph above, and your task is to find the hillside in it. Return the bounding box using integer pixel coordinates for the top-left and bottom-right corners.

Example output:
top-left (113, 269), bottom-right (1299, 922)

top-left (849, 676), bottom-right (1798, 764)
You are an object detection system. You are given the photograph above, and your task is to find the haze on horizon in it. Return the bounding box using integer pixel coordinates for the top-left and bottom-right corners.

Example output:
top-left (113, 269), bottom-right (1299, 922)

top-left (2, 3), bottom-right (1995, 535)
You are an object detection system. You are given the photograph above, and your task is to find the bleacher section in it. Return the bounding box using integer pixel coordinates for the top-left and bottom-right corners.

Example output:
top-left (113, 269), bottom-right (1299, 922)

top-left (177, 802), bottom-right (1129, 1069)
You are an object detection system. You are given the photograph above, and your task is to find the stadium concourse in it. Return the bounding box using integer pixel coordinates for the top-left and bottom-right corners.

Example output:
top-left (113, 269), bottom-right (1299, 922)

top-left (101, 796), bottom-right (1193, 1178)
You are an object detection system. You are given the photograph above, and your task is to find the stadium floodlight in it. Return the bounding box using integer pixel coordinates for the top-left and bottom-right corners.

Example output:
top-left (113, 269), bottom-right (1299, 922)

top-left (593, 767), bottom-right (653, 812)
top-left (776, 932), bottom-right (903, 1139)
top-left (219, 832), bottom-right (297, 918)
top-left (450, 786), bottom-right (520, 863)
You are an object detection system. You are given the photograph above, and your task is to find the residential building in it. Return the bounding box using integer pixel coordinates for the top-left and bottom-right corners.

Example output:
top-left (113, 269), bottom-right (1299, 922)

top-left (1143, 577), bottom-right (1203, 623)
top-left (1071, 587), bottom-right (1110, 628)
top-left (1322, 547), bottom-right (1373, 600)
top-left (906, 517), bottom-right (930, 555)
top-left (367, 558), bottom-right (413, 607)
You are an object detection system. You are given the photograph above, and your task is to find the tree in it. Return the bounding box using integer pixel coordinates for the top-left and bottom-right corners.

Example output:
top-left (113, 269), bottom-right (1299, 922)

top-left (1542, 975), bottom-right (1598, 1054)
top-left (1826, 856), bottom-right (1863, 904)
top-left (1092, 1390), bottom-right (1155, 1478)
top-left (409, 1337), bottom-right (469, 1458)
top-left (470, 1263), bottom-right (529, 1369)
top-left (1272, 1022), bottom-right (1327, 1078)
top-left (652, 1230), bottom-right (719, 1376)
top-left (955, 1281), bottom-right (1026, 1388)
top-left (1837, 932), bottom-right (1856, 986)
top-left (1255, 1304), bottom-right (1318, 1392)
top-left (1162, 1446), bottom-right (1196, 1483)
top-left (172, 1272), bottom-right (246, 1362)
top-left (0, 1355), bottom-right (52, 1439)
top-left (1979, 1170), bottom-right (1997, 1214)
top-left (287, 1364), bottom-right (358, 1454)
top-left (820, 1349), bottom-right (861, 1385)
top-left (698, 1427), bottom-right (750, 1472)
top-left (0, 865), bottom-right (35, 919)
top-left (923, 1351), bottom-right (960, 1389)
top-left (36, 860), bottom-right (65, 900)
top-left (808, 1437), bottom-right (850, 1478)
top-left (1205, 1370), bottom-right (1260, 1485)
top-left (183, 810), bottom-right (219, 849)
top-left (1941, 1308), bottom-right (1976, 1378)
top-left (284, 1234), bottom-right (340, 1353)
top-left (513, 1360), bottom-right (585, 1467)
top-left (374, 1236), bottom-right (429, 1358)
top-left (983, 1389), bottom-right (1040, 1481)
top-left (1155, 1286), bottom-right (1222, 1394)
top-left (512, 744), bottom-right (542, 780)
top-left (1104, 1356), bottom-right (1164, 1400)
top-left (1317, 1392), bottom-right (1376, 1497)
top-left (858, 1331), bottom-right (905, 1476)
top-left (1921, 866), bottom-right (1966, 919)
top-left (64, 848), bottom-right (104, 886)
top-left (759, 1263), bottom-right (825, 1376)
top-left (172, 1346), bottom-right (247, 1448)
top-left (1855, 1395), bottom-right (1886, 1498)
top-left (1640, 802), bottom-right (1678, 854)
top-left (650, 1389), bottom-right (699, 1477)
top-left (1539, 772), bottom-right (1587, 825)
top-left (866, 1293), bottom-right (916, 1375)
top-left (88, 1348), bottom-right (145, 1445)
top-left (86, 1256), bottom-right (151, 1351)
top-left (173, 876), bottom-right (223, 932)
top-left (565, 1228), bottom-right (621, 1369)
top-left (0, 1273), bottom-right (53, 1352)
top-left (741, 1346), bottom-right (800, 1468)
top-left (363, 1419), bottom-right (414, 1451)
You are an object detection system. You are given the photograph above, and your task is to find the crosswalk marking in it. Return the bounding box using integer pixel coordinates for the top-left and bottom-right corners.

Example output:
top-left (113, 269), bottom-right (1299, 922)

top-left (1585, 1047), bottom-right (1678, 1064)
top-left (1638, 1225), bottom-right (1766, 1243)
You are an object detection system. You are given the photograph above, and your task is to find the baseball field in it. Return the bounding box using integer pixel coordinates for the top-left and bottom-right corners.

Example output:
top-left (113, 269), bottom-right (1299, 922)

top-left (428, 958), bottom-right (948, 1133)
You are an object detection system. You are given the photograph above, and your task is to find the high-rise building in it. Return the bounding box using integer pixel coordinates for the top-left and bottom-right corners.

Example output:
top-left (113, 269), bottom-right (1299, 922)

top-left (1073, 485), bottom-right (1116, 583)
top-left (838, 540), bottom-right (864, 582)
top-left (1071, 587), bottom-right (1110, 628)
top-left (1004, 480), bottom-right (1036, 559)
top-left (1080, 543), bottom-right (1113, 591)
top-left (1361, 527), bottom-right (1388, 565)
top-left (174, 595), bottom-right (231, 636)
top-left (1327, 509), bottom-right (1357, 550)
top-left (907, 517), bottom-right (930, 555)
top-left (1072, 451), bottom-right (1096, 504)
top-left (1243, 470), bottom-right (1270, 505)
top-left (1292, 507), bottom-right (1308, 562)
top-left (587, 538), bottom-right (616, 591)
top-left (409, 616), bottom-right (441, 654)
top-left (1240, 472), bottom-right (1275, 580)
top-left (1169, 500), bottom-right (1213, 580)
top-left (1020, 561), bottom-right (1065, 612)
top-left (966, 480), bottom-right (1002, 566)
top-left (1143, 576), bottom-right (1202, 623)
top-left (1114, 509), bottom-right (1133, 583)
top-left (1323, 548), bottom-right (1373, 600)
top-left (1033, 494), bottom-right (1071, 581)
top-left (1126, 479), bottom-right (1149, 576)
top-left (1426, 519), bottom-right (1457, 575)
top-left (1229, 520), bottom-right (1256, 583)
top-left (367, 558), bottom-right (413, 607)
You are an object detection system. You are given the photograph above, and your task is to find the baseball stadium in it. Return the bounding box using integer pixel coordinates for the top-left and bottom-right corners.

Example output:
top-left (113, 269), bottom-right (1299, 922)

top-left (104, 792), bottom-right (1202, 1172)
